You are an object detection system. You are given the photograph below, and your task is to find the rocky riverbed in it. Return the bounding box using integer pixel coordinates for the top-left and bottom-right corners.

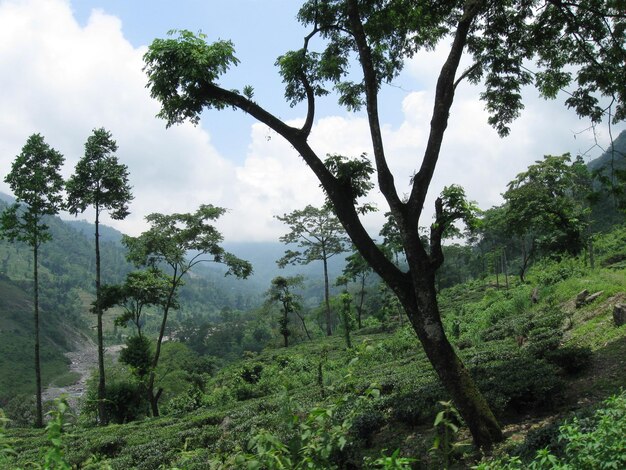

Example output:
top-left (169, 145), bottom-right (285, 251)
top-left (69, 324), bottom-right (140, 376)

top-left (42, 339), bottom-right (122, 411)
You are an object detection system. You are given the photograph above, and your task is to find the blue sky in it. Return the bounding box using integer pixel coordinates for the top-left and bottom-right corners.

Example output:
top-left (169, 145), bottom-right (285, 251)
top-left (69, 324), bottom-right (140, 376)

top-left (0, 0), bottom-right (623, 242)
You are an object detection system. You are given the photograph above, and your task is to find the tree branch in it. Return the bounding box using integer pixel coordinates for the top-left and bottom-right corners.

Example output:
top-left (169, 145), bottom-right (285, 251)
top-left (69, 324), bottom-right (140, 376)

top-left (345, 0), bottom-right (403, 213)
top-left (408, 0), bottom-right (483, 220)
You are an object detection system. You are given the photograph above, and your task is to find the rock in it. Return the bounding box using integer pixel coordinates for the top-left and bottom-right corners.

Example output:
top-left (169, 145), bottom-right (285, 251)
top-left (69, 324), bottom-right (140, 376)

top-left (585, 291), bottom-right (604, 304)
top-left (614, 304), bottom-right (626, 327)
top-left (576, 289), bottom-right (589, 308)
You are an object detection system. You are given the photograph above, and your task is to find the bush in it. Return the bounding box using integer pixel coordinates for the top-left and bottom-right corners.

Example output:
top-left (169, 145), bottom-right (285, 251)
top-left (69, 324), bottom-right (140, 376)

top-left (2, 394), bottom-right (36, 428)
top-left (533, 257), bottom-right (586, 286)
top-left (104, 379), bottom-right (149, 424)
top-left (544, 346), bottom-right (592, 375)
top-left (390, 381), bottom-right (446, 425)
top-left (470, 351), bottom-right (564, 416)
top-left (476, 391), bottom-right (626, 469)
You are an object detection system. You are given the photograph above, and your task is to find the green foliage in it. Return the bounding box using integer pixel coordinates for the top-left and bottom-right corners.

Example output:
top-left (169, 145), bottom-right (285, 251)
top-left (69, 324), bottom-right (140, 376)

top-left (42, 398), bottom-right (72, 470)
top-left (477, 391), bottom-right (626, 469)
top-left (82, 365), bottom-right (148, 425)
top-left (65, 127), bottom-right (132, 221)
top-left (208, 387), bottom-right (388, 469)
top-left (323, 153), bottom-right (376, 214)
top-left (0, 408), bottom-right (16, 465)
top-left (143, 30), bottom-right (240, 126)
top-left (266, 275), bottom-right (305, 347)
top-left (1, 134), bottom-right (65, 247)
top-left (119, 335), bottom-right (153, 378)
top-left (276, 205), bottom-right (349, 269)
top-left (503, 154), bottom-right (591, 258)
top-left (431, 400), bottom-right (466, 470)
top-left (124, 205), bottom-right (252, 279)
top-left (104, 268), bottom-right (171, 336)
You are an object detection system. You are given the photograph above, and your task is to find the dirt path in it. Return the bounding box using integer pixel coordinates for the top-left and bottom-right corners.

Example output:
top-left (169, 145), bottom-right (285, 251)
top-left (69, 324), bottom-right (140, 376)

top-left (43, 339), bottom-right (123, 411)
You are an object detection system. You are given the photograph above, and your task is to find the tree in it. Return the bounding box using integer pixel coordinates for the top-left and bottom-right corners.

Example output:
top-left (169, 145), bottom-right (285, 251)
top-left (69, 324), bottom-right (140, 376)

top-left (66, 127), bottom-right (133, 425)
top-left (266, 275), bottom-right (309, 347)
top-left (122, 205), bottom-right (252, 416)
top-left (100, 268), bottom-right (171, 338)
top-left (342, 248), bottom-right (373, 328)
top-left (0, 134), bottom-right (64, 427)
top-left (143, 1), bottom-right (626, 448)
top-left (337, 288), bottom-right (355, 348)
top-left (503, 154), bottom-right (592, 282)
top-left (276, 205), bottom-right (349, 336)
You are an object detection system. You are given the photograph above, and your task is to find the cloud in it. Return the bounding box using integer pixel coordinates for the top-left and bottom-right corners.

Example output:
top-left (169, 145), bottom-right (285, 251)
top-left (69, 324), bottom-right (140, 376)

top-left (0, 0), bottom-right (236, 236)
top-left (1, 0), bottom-right (623, 244)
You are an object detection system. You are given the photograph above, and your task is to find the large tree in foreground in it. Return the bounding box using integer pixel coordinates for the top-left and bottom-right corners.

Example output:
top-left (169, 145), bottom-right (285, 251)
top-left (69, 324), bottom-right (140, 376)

top-left (0, 134), bottom-right (64, 427)
top-left (123, 205), bottom-right (252, 416)
top-left (144, 0), bottom-right (625, 448)
top-left (66, 127), bottom-right (133, 425)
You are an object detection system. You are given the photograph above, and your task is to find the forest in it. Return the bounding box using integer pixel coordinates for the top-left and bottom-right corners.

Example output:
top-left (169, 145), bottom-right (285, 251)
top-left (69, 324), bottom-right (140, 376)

top-left (1, 0), bottom-right (626, 469)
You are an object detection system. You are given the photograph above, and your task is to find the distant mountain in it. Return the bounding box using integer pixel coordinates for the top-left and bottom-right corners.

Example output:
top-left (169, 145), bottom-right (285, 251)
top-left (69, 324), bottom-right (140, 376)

top-left (65, 219), bottom-right (125, 244)
top-left (587, 130), bottom-right (626, 173)
top-left (586, 130), bottom-right (626, 231)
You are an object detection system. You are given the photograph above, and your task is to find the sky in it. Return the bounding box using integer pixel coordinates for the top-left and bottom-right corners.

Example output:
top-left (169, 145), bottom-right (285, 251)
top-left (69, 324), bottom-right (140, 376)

top-left (0, 0), bottom-right (623, 243)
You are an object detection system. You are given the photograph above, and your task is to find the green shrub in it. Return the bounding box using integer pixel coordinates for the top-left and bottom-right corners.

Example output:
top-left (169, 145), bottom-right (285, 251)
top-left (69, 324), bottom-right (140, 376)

top-left (470, 351), bottom-right (564, 416)
top-left (104, 379), bottom-right (149, 424)
top-left (3, 394), bottom-right (36, 428)
top-left (476, 391), bottom-right (626, 469)
top-left (544, 346), bottom-right (592, 375)
top-left (390, 381), bottom-right (446, 425)
top-left (533, 257), bottom-right (586, 286)
top-left (560, 392), bottom-right (626, 469)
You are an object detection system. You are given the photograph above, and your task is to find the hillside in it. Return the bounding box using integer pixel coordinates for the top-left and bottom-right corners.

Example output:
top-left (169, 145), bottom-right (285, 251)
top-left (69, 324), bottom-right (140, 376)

top-left (3, 226), bottom-right (625, 468)
top-left (0, 196), bottom-right (351, 408)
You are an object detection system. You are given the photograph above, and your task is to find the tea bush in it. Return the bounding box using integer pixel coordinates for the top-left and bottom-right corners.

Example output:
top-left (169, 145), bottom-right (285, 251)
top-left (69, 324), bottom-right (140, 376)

top-left (476, 391), bottom-right (626, 469)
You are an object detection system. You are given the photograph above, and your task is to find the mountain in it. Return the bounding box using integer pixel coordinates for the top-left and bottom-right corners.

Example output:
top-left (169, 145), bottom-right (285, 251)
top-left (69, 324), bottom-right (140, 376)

top-left (586, 130), bottom-right (626, 231)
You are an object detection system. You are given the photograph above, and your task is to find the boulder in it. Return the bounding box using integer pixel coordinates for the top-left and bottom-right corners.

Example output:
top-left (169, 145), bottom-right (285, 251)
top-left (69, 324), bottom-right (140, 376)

top-left (614, 304), bottom-right (626, 327)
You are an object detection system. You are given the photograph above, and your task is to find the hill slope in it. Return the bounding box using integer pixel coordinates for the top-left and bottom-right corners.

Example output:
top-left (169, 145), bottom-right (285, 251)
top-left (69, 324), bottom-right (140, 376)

top-left (5, 226), bottom-right (625, 469)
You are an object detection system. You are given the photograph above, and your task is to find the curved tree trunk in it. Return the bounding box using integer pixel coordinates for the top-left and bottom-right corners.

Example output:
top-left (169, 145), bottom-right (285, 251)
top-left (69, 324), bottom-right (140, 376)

top-left (147, 273), bottom-right (179, 417)
top-left (405, 270), bottom-right (502, 449)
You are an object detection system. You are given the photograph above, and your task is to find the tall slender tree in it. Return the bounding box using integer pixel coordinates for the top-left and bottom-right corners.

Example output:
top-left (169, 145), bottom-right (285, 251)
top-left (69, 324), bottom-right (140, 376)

top-left (123, 205), bottom-right (252, 416)
top-left (144, 0), bottom-right (626, 448)
top-left (276, 205), bottom-right (349, 336)
top-left (342, 249), bottom-right (373, 329)
top-left (66, 127), bottom-right (133, 425)
top-left (0, 134), bottom-right (64, 427)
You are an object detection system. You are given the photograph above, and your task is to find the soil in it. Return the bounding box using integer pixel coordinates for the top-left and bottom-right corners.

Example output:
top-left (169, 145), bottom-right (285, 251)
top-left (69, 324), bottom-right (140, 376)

top-left (42, 338), bottom-right (122, 411)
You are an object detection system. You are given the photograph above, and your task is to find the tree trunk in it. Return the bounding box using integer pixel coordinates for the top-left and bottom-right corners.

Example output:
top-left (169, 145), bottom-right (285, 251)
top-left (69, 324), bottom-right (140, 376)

top-left (147, 274), bottom-right (179, 417)
top-left (33, 240), bottom-right (43, 428)
top-left (295, 311), bottom-right (312, 340)
top-left (406, 271), bottom-right (502, 449)
top-left (502, 249), bottom-right (509, 289)
top-left (357, 274), bottom-right (366, 329)
top-left (322, 254), bottom-right (332, 336)
top-left (95, 208), bottom-right (108, 425)
top-left (588, 237), bottom-right (595, 269)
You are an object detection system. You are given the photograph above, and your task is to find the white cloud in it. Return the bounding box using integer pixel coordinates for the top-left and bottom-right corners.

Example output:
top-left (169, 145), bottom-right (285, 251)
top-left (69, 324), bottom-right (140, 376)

top-left (0, 0), bottom-right (623, 245)
top-left (0, 0), bottom-right (236, 237)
